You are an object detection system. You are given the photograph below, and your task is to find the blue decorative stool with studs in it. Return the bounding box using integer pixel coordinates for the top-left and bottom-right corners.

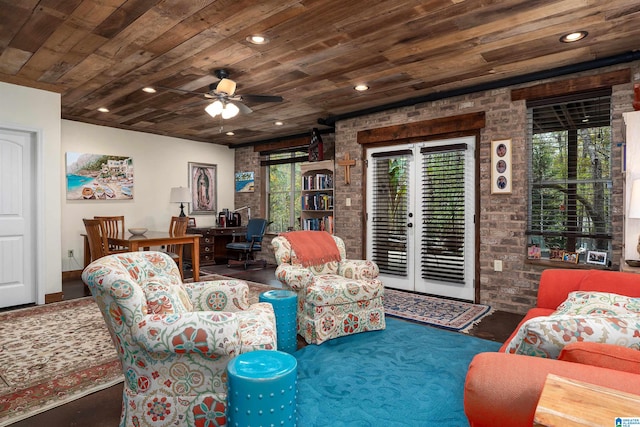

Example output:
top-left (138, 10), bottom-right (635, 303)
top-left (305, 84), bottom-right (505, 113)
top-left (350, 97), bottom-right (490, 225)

top-left (259, 289), bottom-right (298, 354)
top-left (227, 350), bottom-right (298, 426)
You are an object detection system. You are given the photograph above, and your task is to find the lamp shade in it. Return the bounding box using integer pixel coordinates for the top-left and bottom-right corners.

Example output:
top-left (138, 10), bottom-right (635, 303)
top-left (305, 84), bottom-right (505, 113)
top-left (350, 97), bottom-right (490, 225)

top-left (205, 100), bottom-right (224, 118)
top-left (170, 186), bottom-right (190, 203)
top-left (221, 102), bottom-right (240, 119)
top-left (630, 179), bottom-right (640, 219)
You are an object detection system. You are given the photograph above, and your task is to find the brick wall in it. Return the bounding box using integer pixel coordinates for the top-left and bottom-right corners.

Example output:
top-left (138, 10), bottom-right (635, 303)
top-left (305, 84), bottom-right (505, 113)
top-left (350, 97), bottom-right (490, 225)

top-left (236, 61), bottom-right (640, 314)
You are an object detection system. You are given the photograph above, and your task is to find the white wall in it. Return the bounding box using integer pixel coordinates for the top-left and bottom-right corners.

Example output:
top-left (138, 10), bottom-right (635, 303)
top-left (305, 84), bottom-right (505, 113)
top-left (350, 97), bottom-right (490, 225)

top-left (624, 111), bottom-right (640, 261)
top-left (0, 82), bottom-right (62, 299)
top-left (61, 120), bottom-right (236, 271)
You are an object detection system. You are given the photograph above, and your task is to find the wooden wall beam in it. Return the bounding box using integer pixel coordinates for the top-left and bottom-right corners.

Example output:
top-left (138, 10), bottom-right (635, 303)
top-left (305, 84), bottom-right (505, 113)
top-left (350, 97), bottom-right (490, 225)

top-left (357, 112), bottom-right (486, 145)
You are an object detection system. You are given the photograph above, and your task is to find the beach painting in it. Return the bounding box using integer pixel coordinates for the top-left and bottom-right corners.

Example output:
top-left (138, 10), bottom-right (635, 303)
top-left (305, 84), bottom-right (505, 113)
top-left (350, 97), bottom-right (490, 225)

top-left (235, 171), bottom-right (254, 192)
top-left (66, 152), bottom-right (134, 200)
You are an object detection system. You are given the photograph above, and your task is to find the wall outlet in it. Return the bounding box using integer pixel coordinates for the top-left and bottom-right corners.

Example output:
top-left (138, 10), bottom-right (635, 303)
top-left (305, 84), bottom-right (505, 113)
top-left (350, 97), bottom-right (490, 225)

top-left (68, 249), bottom-right (74, 258)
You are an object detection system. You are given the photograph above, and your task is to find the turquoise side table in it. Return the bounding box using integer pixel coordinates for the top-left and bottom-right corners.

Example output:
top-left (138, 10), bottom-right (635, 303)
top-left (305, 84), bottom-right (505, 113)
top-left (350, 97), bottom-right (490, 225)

top-left (227, 350), bottom-right (298, 426)
top-left (259, 289), bottom-right (298, 354)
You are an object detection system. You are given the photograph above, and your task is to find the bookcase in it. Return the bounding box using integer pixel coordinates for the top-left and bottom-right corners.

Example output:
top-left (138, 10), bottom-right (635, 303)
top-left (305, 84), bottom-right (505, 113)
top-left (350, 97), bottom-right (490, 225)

top-left (300, 160), bottom-right (334, 233)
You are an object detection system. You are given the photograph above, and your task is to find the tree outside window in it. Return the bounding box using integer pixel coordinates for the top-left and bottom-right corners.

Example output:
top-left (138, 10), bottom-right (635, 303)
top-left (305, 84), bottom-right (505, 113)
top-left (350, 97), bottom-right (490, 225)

top-left (527, 95), bottom-right (612, 262)
top-left (267, 152), bottom-right (302, 233)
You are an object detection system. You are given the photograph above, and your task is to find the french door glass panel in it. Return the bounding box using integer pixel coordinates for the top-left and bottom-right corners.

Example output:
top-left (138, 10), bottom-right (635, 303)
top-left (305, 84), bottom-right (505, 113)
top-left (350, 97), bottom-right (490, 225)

top-left (366, 136), bottom-right (476, 300)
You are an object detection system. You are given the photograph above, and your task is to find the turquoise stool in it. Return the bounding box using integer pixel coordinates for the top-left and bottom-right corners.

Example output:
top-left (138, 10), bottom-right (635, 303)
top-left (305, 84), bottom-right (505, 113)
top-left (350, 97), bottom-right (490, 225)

top-left (259, 290), bottom-right (298, 354)
top-left (227, 350), bottom-right (298, 427)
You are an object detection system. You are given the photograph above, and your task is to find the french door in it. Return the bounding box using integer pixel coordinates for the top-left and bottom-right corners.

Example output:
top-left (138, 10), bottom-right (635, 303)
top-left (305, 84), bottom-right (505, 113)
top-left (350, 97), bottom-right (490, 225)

top-left (366, 136), bottom-right (477, 301)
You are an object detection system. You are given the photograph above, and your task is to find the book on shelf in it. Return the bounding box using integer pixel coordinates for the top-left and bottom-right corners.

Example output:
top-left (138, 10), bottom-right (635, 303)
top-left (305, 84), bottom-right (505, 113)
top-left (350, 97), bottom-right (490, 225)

top-left (302, 215), bottom-right (334, 233)
top-left (303, 173), bottom-right (333, 190)
top-left (301, 193), bottom-right (333, 211)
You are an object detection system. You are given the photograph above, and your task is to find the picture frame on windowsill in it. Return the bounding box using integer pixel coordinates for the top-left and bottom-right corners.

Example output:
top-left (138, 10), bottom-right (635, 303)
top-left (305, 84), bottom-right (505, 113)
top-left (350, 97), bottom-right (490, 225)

top-left (586, 250), bottom-right (608, 266)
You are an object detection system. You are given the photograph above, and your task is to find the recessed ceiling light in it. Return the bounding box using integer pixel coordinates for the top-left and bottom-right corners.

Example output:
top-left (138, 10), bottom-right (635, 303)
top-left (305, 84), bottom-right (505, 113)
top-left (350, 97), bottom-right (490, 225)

top-left (354, 84), bottom-right (369, 91)
top-left (274, 121), bottom-right (284, 126)
top-left (97, 107), bottom-right (109, 113)
top-left (142, 87), bottom-right (156, 93)
top-left (226, 131), bottom-right (235, 136)
top-left (247, 35), bottom-right (268, 45)
top-left (560, 31), bottom-right (588, 43)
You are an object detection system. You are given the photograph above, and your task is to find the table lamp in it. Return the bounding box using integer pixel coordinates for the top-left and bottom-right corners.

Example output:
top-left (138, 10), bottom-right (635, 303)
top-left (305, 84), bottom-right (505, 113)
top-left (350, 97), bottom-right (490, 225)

top-left (629, 179), bottom-right (640, 261)
top-left (170, 186), bottom-right (190, 217)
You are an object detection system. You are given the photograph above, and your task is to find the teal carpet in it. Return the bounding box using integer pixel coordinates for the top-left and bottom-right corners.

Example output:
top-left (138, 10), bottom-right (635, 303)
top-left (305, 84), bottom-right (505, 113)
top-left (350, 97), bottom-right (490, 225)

top-left (294, 317), bottom-right (501, 426)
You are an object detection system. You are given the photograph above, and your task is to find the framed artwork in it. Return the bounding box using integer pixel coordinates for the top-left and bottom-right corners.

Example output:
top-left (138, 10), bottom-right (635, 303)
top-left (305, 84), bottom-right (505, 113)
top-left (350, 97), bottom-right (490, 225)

top-left (491, 139), bottom-right (512, 194)
top-left (189, 162), bottom-right (216, 215)
top-left (562, 251), bottom-right (579, 264)
top-left (235, 171), bottom-right (255, 192)
top-left (65, 152), bottom-right (133, 200)
top-left (586, 250), bottom-right (607, 266)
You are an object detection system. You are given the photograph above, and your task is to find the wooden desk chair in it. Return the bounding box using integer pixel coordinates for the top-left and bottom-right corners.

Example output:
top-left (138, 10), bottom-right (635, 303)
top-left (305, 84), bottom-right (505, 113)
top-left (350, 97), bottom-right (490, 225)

top-left (165, 216), bottom-right (189, 279)
top-left (94, 215), bottom-right (127, 253)
top-left (83, 218), bottom-right (109, 261)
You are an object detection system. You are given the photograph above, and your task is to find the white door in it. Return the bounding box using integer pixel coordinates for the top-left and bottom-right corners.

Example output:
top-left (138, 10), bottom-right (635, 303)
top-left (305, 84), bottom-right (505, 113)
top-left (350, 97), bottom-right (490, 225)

top-left (366, 136), bottom-right (476, 301)
top-left (0, 128), bottom-right (36, 308)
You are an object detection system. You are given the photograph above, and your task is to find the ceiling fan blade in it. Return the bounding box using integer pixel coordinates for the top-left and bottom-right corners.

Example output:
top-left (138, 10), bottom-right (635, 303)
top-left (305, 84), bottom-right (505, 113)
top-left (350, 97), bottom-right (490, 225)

top-left (240, 94), bottom-right (283, 103)
top-left (229, 100), bottom-right (253, 115)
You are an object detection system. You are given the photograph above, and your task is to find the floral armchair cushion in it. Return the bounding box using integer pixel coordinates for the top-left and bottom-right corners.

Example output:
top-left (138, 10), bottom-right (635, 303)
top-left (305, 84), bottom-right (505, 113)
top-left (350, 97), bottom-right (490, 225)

top-left (504, 291), bottom-right (640, 358)
top-left (82, 251), bottom-right (276, 427)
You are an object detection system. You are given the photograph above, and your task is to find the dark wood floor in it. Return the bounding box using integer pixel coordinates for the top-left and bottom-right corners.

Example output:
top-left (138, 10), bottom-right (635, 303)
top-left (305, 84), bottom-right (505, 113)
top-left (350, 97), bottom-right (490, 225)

top-left (10, 265), bottom-right (523, 427)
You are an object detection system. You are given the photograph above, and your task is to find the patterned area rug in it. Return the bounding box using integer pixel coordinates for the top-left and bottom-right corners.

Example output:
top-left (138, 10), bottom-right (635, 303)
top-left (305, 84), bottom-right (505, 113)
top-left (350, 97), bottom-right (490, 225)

top-left (0, 279), bottom-right (274, 426)
top-left (383, 288), bottom-right (494, 332)
top-left (0, 298), bottom-right (122, 427)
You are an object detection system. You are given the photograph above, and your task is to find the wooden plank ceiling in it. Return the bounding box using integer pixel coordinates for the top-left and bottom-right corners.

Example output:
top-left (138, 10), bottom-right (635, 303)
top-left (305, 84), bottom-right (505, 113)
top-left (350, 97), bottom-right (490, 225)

top-left (1, 0), bottom-right (639, 147)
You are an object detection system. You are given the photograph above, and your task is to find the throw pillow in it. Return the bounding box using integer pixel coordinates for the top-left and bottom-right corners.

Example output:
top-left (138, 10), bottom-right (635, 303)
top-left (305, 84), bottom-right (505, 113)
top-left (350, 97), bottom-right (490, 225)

top-left (141, 277), bottom-right (193, 314)
top-left (553, 291), bottom-right (640, 316)
top-left (503, 314), bottom-right (640, 359)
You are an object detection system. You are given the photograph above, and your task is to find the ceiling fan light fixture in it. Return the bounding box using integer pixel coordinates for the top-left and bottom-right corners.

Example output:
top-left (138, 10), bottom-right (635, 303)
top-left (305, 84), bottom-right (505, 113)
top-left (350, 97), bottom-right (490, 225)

top-left (216, 78), bottom-right (236, 96)
top-left (205, 100), bottom-right (224, 117)
top-left (221, 102), bottom-right (240, 119)
top-left (560, 31), bottom-right (588, 43)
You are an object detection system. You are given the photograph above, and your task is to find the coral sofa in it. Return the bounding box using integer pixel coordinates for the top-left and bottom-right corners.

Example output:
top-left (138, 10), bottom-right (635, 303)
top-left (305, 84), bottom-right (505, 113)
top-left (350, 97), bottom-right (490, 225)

top-left (464, 269), bottom-right (640, 427)
top-left (82, 251), bottom-right (277, 427)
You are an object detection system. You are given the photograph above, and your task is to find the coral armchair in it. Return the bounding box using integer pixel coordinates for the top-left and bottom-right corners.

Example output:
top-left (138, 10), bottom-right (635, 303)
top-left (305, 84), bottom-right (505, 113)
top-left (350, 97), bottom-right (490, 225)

top-left (272, 232), bottom-right (385, 344)
top-left (82, 251), bottom-right (277, 427)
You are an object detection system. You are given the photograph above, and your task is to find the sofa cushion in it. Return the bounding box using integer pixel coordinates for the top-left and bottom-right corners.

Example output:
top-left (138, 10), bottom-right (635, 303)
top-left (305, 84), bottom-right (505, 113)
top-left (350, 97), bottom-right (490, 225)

top-left (558, 342), bottom-right (640, 374)
top-left (553, 291), bottom-right (640, 316)
top-left (141, 277), bottom-right (193, 314)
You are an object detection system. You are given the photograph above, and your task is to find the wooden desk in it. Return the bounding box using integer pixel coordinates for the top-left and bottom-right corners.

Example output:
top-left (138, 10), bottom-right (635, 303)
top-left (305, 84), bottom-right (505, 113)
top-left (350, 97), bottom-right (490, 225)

top-left (83, 231), bottom-right (202, 281)
top-left (534, 374), bottom-right (640, 427)
top-left (184, 226), bottom-right (246, 266)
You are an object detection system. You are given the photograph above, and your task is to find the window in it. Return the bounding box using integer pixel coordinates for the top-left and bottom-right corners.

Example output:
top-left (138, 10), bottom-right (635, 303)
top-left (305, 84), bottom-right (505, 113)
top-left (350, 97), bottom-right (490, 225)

top-left (264, 150), bottom-right (305, 233)
top-left (526, 92), bottom-right (612, 262)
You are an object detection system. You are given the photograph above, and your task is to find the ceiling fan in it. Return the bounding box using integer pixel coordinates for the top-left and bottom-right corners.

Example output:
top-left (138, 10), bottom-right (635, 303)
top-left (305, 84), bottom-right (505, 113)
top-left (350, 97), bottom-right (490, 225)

top-left (162, 69), bottom-right (283, 119)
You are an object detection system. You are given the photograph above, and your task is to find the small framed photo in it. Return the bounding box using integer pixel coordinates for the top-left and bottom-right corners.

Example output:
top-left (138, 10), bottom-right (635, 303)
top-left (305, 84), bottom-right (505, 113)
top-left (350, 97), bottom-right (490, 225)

top-left (549, 249), bottom-right (564, 261)
top-left (562, 251), bottom-right (579, 264)
top-left (491, 139), bottom-right (512, 194)
top-left (527, 245), bottom-right (541, 259)
top-left (188, 217), bottom-right (196, 227)
top-left (586, 250), bottom-right (607, 266)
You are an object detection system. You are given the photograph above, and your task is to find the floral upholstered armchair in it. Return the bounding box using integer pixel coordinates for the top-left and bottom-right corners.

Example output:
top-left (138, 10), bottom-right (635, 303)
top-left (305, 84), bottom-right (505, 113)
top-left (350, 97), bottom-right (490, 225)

top-left (272, 232), bottom-right (385, 344)
top-left (82, 251), bottom-right (277, 427)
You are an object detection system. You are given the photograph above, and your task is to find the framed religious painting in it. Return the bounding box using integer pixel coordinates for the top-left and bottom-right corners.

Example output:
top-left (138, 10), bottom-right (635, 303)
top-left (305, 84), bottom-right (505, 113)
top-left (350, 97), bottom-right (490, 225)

top-left (189, 162), bottom-right (216, 215)
top-left (491, 139), bottom-right (512, 194)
